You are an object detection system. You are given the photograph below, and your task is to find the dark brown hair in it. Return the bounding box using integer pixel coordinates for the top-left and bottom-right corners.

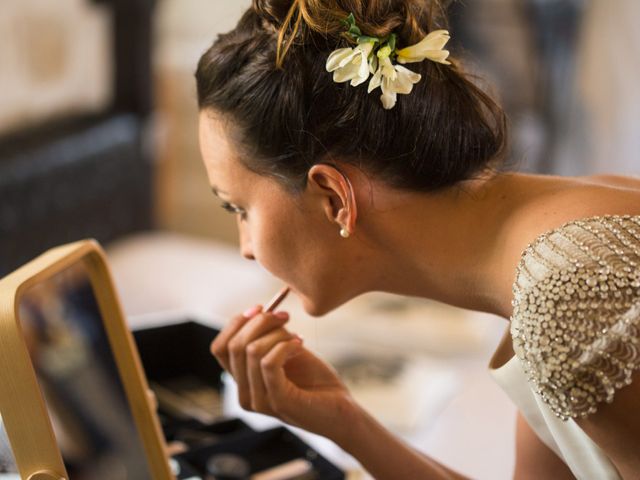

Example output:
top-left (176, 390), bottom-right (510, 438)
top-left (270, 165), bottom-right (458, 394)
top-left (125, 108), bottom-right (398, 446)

top-left (195, 0), bottom-right (508, 193)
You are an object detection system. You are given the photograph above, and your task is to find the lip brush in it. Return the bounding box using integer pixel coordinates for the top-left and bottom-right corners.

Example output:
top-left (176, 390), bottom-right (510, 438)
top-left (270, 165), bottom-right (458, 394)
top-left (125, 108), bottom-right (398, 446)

top-left (264, 285), bottom-right (290, 313)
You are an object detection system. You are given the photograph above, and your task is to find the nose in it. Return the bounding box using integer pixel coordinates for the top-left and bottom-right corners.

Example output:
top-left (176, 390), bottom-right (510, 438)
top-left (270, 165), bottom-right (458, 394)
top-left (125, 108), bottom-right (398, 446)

top-left (238, 218), bottom-right (255, 261)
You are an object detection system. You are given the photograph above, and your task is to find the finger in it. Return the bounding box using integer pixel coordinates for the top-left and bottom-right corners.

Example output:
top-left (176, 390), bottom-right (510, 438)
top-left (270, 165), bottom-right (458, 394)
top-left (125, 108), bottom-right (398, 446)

top-left (210, 305), bottom-right (262, 371)
top-left (246, 328), bottom-right (295, 414)
top-left (261, 338), bottom-right (304, 413)
top-left (228, 312), bottom-right (289, 410)
top-left (238, 311), bottom-right (290, 346)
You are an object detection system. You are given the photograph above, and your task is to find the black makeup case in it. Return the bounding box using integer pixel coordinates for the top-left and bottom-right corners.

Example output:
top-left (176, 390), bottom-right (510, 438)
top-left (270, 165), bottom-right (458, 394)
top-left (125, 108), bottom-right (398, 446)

top-left (133, 319), bottom-right (345, 480)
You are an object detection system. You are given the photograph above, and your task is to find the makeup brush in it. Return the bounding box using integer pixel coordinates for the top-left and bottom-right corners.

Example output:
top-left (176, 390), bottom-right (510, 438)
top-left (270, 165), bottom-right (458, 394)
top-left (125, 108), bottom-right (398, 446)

top-left (264, 285), bottom-right (291, 313)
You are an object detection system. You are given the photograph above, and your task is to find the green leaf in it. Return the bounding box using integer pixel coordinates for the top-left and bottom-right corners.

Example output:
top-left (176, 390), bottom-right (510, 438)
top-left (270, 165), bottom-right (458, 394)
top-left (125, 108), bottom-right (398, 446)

top-left (349, 24), bottom-right (362, 37)
top-left (388, 33), bottom-right (397, 52)
top-left (342, 13), bottom-right (355, 28)
top-left (357, 35), bottom-right (379, 45)
top-left (342, 12), bottom-right (363, 39)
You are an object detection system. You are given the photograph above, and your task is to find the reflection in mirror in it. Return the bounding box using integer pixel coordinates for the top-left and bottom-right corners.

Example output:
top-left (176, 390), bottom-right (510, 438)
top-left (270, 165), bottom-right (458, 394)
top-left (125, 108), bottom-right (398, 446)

top-left (0, 413), bottom-right (19, 478)
top-left (17, 261), bottom-right (154, 480)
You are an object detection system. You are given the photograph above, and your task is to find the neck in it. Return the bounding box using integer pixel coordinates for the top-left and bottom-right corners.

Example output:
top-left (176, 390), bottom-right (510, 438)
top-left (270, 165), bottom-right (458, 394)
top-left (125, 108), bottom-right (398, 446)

top-left (356, 171), bottom-right (534, 319)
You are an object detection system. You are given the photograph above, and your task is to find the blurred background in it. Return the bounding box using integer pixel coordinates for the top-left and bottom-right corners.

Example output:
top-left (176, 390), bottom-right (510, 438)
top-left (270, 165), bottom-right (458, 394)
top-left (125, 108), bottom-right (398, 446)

top-left (1, 0), bottom-right (639, 270)
top-left (0, 1), bottom-right (638, 479)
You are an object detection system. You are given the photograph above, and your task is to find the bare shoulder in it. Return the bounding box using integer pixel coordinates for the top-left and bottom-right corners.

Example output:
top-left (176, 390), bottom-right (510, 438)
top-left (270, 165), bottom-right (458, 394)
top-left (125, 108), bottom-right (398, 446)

top-left (504, 173), bottom-right (640, 265)
top-left (495, 173), bottom-right (640, 316)
top-left (577, 173), bottom-right (640, 191)
top-left (516, 174), bottom-right (640, 235)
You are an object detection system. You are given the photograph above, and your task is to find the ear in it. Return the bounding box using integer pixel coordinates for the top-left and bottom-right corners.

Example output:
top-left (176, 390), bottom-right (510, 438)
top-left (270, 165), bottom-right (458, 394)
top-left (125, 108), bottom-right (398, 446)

top-left (306, 163), bottom-right (358, 236)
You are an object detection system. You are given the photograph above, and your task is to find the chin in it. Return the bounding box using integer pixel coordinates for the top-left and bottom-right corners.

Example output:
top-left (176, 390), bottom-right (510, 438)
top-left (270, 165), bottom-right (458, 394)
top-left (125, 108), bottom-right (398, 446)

top-left (299, 292), bottom-right (347, 317)
top-left (298, 295), bottom-right (326, 317)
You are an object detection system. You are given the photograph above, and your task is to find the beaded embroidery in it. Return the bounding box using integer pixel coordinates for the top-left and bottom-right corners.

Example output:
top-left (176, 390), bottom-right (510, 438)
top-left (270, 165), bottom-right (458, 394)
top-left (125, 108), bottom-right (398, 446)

top-left (510, 214), bottom-right (640, 420)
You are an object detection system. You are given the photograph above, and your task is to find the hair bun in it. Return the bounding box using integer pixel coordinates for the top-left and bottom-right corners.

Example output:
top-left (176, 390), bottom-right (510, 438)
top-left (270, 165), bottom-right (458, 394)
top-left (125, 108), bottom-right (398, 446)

top-left (253, 0), bottom-right (449, 68)
top-left (198, 1), bottom-right (505, 200)
top-left (252, 0), bottom-right (294, 31)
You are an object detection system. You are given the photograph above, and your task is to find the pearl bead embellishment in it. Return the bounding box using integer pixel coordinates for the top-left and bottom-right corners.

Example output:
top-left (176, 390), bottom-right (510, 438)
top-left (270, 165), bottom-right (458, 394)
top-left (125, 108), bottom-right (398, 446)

top-left (510, 214), bottom-right (640, 420)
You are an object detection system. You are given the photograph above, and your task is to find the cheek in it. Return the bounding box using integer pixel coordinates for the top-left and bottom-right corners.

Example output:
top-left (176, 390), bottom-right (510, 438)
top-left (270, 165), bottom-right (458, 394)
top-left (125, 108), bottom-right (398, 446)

top-left (250, 205), bottom-right (325, 280)
top-left (245, 195), bottom-right (352, 313)
top-left (249, 207), bottom-right (301, 274)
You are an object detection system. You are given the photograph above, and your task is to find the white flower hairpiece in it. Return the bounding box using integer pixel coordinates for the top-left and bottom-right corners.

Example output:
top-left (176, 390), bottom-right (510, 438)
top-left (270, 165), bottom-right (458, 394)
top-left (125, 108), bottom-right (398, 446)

top-left (325, 13), bottom-right (452, 110)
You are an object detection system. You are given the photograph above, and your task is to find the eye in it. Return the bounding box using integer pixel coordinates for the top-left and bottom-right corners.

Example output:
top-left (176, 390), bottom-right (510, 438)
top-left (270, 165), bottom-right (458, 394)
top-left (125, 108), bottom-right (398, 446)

top-left (220, 201), bottom-right (248, 221)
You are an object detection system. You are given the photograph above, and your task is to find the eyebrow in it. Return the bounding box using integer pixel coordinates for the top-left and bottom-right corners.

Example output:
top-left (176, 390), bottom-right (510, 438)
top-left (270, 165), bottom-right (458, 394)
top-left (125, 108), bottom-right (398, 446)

top-left (211, 186), bottom-right (230, 197)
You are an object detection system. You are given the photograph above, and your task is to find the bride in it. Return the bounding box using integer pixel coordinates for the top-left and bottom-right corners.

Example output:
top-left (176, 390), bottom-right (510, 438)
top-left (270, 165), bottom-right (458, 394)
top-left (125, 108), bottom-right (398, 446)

top-left (196, 1), bottom-right (640, 478)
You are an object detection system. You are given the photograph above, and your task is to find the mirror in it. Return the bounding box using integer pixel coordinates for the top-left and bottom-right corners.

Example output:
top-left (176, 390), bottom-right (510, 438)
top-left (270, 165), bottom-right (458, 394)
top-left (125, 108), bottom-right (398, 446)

top-left (17, 260), bottom-right (154, 480)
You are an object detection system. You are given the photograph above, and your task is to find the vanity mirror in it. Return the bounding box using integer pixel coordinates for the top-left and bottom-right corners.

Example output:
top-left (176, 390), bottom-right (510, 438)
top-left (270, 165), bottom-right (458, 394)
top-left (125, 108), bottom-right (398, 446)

top-left (0, 240), bottom-right (173, 480)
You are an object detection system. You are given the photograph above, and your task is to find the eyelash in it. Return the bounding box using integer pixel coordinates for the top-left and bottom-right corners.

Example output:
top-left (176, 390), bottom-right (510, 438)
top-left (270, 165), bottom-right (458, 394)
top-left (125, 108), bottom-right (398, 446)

top-left (220, 201), bottom-right (247, 221)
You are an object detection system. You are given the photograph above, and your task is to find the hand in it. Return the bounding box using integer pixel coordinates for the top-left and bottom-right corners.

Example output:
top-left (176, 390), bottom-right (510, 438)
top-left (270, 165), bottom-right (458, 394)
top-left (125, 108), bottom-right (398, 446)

top-left (210, 307), bottom-right (357, 441)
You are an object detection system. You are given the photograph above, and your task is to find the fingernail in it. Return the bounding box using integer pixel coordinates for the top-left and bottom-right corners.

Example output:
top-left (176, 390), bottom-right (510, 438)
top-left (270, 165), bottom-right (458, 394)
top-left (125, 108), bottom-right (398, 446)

top-left (243, 305), bottom-right (262, 318)
top-left (287, 340), bottom-right (303, 358)
top-left (274, 311), bottom-right (289, 320)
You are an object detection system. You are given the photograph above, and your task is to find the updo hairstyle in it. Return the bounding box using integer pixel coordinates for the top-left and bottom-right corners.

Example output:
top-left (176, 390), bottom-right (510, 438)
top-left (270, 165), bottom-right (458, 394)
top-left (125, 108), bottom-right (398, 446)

top-left (195, 0), bottom-right (508, 193)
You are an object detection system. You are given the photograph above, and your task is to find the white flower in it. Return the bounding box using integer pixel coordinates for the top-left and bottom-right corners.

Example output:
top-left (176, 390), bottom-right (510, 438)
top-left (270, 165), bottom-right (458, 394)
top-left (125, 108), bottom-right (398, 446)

top-left (325, 41), bottom-right (376, 87)
top-left (396, 30), bottom-right (451, 65)
top-left (325, 25), bottom-right (451, 110)
top-left (368, 55), bottom-right (421, 109)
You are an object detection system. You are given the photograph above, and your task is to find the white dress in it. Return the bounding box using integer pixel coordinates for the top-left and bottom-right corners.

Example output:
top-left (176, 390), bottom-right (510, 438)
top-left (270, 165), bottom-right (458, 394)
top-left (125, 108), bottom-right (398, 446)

top-left (488, 214), bottom-right (640, 479)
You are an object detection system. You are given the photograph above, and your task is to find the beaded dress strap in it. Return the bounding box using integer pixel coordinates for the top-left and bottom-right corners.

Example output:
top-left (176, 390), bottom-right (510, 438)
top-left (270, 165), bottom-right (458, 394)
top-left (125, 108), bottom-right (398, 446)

top-left (509, 214), bottom-right (640, 420)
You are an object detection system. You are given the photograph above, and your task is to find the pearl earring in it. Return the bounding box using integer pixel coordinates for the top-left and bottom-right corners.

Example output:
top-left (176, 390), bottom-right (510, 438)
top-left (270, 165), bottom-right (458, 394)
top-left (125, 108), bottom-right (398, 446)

top-left (340, 227), bottom-right (350, 238)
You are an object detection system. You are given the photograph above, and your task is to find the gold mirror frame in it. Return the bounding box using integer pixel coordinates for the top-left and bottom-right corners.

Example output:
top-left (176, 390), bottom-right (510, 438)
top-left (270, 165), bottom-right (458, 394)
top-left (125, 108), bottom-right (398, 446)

top-left (0, 239), bottom-right (174, 480)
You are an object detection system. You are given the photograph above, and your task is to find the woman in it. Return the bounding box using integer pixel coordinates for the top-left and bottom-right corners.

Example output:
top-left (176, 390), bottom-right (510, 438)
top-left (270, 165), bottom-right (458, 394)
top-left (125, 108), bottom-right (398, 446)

top-left (197, 1), bottom-right (640, 478)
